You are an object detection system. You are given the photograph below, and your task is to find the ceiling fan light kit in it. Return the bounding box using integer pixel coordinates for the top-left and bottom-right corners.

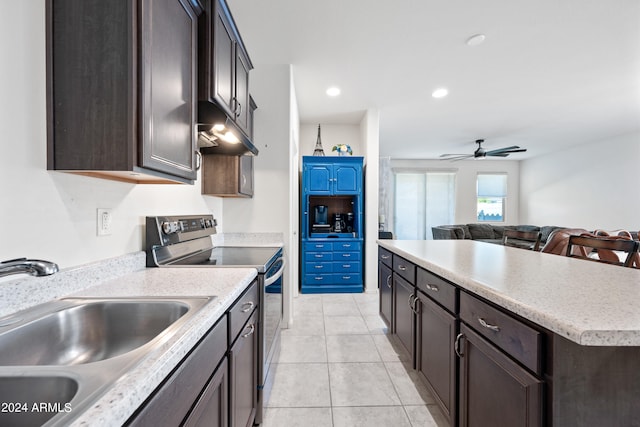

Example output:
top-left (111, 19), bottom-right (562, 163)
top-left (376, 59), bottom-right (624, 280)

top-left (439, 139), bottom-right (527, 161)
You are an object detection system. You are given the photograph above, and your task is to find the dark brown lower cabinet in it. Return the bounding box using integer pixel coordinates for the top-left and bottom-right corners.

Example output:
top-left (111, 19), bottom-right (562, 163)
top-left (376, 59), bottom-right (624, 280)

top-left (416, 291), bottom-right (457, 426)
top-left (183, 358), bottom-right (228, 427)
top-left (458, 323), bottom-right (543, 427)
top-left (230, 310), bottom-right (258, 427)
top-left (378, 261), bottom-right (393, 330)
top-left (394, 274), bottom-right (415, 364)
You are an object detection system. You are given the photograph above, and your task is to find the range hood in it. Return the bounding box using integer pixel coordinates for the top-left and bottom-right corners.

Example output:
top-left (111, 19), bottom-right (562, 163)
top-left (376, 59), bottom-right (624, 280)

top-left (197, 101), bottom-right (258, 156)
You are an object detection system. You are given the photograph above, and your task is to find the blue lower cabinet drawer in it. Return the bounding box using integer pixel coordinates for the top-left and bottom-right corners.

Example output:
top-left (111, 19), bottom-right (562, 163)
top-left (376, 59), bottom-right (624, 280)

top-left (305, 242), bottom-right (332, 252)
top-left (332, 241), bottom-right (361, 251)
top-left (332, 273), bottom-right (362, 284)
top-left (305, 252), bottom-right (333, 262)
top-left (306, 262), bottom-right (333, 273)
top-left (333, 261), bottom-right (360, 273)
top-left (305, 274), bottom-right (331, 285)
top-left (334, 251), bottom-right (360, 261)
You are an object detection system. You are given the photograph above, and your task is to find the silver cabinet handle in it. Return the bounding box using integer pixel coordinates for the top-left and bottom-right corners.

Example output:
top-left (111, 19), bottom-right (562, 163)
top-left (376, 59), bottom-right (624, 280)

top-left (381, 254), bottom-right (390, 260)
top-left (314, 277), bottom-right (323, 280)
top-left (455, 333), bottom-right (465, 357)
top-left (408, 293), bottom-right (414, 309)
top-left (398, 264), bottom-right (407, 271)
top-left (241, 323), bottom-right (255, 338)
top-left (241, 301), bottom-right (255, 313)
top-left (342, 244), bottom-right (352, 248)
top-left (342, 264), bottom-right (351, 268)
top-left (316, 244), bottom-right (324, 248)
top-left (343, 254), bottom-right (351, 258)
top-left (315, 254), bottom-right (323, 258)
top-left (411, 295), bottom-right (420, 315)
top-left (386, 275), bottom-right (392, 289)
top-left (314, 265), bottom-right (323, 269)
top-left (478, 317), bottom-right (500, 332)
top-left (342, 276), bottom-right (351, 280)
top-left (195, 150), bottom-right (202, 171)
top-left (425, 284), bottom-right (439, 292)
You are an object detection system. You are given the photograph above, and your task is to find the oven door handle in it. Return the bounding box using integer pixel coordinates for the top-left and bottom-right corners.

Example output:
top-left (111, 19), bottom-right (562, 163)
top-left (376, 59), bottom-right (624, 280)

top-left (264, 257), bottom-right (286, 286)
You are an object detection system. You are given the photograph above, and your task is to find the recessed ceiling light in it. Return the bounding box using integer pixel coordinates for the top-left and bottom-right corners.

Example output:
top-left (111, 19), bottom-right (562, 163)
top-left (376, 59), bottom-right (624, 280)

top-left (466, 34), bottom-right (486, 46)
top-left (432, 88), bottom-right (449, 99)
top-left (326, 86), bottom-right (341, 97)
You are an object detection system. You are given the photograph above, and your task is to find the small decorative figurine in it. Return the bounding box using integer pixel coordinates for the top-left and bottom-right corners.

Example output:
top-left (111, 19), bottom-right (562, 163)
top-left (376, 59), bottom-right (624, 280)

top-left (312, 124), bottom-right (325, 156)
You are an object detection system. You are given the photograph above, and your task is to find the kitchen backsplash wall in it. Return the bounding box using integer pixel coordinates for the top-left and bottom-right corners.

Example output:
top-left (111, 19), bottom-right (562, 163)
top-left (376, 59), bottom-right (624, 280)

top-left (0, 1), bottom-right (223, 269)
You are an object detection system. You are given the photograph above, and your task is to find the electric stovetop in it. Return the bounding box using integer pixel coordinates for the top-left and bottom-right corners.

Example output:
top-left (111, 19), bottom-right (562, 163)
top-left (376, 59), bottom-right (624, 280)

top-left (169, 246), bottom-right (281, 273)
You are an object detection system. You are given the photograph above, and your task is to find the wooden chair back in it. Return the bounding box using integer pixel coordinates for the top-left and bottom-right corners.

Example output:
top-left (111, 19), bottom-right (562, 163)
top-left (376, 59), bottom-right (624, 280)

top-left (566, 235), bottom-right (639, 267)
top-left (502, 229), bottom-right (542, 251)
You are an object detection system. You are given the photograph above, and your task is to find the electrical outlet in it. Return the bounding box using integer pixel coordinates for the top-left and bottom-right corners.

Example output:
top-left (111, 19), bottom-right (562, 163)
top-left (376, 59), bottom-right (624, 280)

top-left (97, 208), bottom-right (112, 236)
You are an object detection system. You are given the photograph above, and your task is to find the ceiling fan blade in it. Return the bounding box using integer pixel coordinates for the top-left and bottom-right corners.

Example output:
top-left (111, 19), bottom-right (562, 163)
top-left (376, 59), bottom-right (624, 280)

top-left (440, 153), bottom-right (468, 158)
top-left (441, 154), bottom-right (474, 161)
top-left (486, 152), bottom-right (511, 157)
top-left (485, 146), bottom-right (527, 155)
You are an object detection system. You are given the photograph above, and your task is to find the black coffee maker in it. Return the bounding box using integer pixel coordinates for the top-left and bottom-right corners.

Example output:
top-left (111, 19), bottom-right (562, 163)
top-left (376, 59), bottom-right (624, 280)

top-left (312, 205), bottom-right (330, 233)
top-left (344, 212), bottom-right (355, 233)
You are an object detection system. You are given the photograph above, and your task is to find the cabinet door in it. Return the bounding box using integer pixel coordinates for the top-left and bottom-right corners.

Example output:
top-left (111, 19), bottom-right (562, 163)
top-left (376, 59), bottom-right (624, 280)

top-left (140, 0), bottom-right (197, 180)
top-left (212, 0), bottom-right (236, 116)
top-left (333, 164), bottom-right (360, 194)
top-left (458, 323), bottom-right (543, 427)
top-left (234, 48), bottom-right (251, 132)
top-left (183, 358), bottom-right (228, 427)
top-left (379, 262), bottom-right (393, 331)
top-left (416, 292), bottom-right (456, 426)
top-left (230, 312), bottom-right (258, 427)
top-left (238, 155), bottom-right (254, 196)
top-left (394, 274), bottom-right (415, 364)
top-left (304, 164), bottom-right (332, 194)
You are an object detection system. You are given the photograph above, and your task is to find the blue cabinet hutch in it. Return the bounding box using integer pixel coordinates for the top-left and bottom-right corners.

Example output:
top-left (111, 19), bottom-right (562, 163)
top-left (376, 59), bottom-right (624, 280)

top-left (301, 156), bottom-right (364, 293)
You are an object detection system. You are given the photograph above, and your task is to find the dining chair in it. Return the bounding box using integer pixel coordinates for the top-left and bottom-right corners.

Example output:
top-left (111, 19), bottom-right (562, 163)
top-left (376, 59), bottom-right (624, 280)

top-left (502, 229), bottom-right (542, 251)
top-left (566, 235), bottom-right (639, 267)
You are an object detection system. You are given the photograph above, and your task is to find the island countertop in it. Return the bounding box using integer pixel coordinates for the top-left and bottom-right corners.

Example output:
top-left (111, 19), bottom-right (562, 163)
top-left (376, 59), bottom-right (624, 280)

top-left (377, 239), bottom-right (640, 346)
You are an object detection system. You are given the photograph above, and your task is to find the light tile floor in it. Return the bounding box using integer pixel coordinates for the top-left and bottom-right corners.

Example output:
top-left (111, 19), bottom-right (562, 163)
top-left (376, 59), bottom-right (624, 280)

top-left (262, 291), bottom-right (449, 427)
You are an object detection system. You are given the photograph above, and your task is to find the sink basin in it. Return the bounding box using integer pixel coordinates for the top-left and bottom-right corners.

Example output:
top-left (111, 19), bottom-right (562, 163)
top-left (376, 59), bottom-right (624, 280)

top-left (0, 298), bottom-right (204, 366)
top-left (0, 376), bottom-right (78, 426)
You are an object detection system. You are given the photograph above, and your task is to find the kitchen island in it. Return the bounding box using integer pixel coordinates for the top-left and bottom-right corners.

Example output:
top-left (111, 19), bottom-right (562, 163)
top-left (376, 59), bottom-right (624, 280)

top-left (378, 239), bottom-right (640, 427)
top-left (0, 252), bottom-right (258, 426)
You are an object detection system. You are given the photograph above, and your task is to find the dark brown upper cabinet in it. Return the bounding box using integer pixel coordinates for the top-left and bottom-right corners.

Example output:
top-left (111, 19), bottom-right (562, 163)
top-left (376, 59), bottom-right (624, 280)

top-left (198, 0), bottom-right (253, 137)
top-left (46, 0), bottom-right (201, 184)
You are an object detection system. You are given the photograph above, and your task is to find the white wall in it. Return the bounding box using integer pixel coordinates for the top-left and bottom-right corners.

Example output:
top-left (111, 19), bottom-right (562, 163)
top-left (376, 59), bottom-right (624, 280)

top-left (361, 110), bottom-right (380, 293)
top-left (387, 159), bottom-right (521, 233)
top-left (0, 1), bottom-right (223, 269)
top-left (520, 132), bottom-right (640, 230)
top-left (298, 124), bottom-right (363, 157)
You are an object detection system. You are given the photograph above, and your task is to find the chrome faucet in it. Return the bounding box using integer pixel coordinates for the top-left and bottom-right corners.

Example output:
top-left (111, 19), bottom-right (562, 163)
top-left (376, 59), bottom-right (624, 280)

top-left (0, 258), bottom-right (59, 278)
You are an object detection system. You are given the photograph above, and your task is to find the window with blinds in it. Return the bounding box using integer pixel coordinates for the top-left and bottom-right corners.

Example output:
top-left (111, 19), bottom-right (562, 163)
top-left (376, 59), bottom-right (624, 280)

top-left (476, 173), bottom-right (507, 222)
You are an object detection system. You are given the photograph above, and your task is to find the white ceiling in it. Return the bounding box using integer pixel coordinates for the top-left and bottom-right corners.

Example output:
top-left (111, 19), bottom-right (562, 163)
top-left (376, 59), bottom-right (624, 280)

top-left (227, 0), bottom-right (640, 160)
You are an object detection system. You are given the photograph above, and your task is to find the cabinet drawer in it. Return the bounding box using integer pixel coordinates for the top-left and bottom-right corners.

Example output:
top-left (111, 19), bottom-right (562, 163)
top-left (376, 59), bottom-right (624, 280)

top-left (306, 262), bottom-right (333, 273)
top-left (333, 261), bottom-right (360, 273)
top-left (305, 274), bottom-right (331, 285)
top-left (378, 247), bottom-right (393, 267)
top-left (332, 241), bottom-right (360, 251)
top-left (416, 268), bottom-right (457, 313)
top-left (229, 280), bottom-right (259, 343)
top-left (305, 242), bottom-right (332, 251)
top-left (332, 273), bottom-right (362, 284)
top-left (306, 252), bottom-right (333, 262)
top-left (393, 256), bottom-right (416, 284)
top-left (334, 251), bottom-right (360, 261)
top-left (460, 292), bottom-right (542, 374)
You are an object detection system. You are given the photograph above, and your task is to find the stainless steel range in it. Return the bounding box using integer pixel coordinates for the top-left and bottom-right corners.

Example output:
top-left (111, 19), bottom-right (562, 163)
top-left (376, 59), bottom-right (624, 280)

top-left (145, 215), bottom-right (284, 425)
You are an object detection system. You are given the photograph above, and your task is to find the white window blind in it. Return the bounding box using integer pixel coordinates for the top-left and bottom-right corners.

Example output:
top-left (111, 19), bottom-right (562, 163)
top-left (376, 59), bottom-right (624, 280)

top-left (394, 171), bottom-right (456, 240)
top-left (477, 173), bottom-right (507, 197)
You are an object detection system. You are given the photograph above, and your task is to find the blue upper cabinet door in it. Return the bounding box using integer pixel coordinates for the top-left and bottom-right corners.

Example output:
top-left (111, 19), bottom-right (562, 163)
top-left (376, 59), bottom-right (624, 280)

top-left (334, 164), bottom-right (361, 194)
top-left (305, 163), bottom-right (332, 194)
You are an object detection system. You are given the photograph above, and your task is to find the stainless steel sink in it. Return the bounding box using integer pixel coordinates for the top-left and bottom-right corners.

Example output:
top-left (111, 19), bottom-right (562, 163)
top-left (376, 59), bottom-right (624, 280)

top-left (0, 375), bottom-right (78, 426)
top-left (0, 296), bottom-right (213, 426)
top-left (0, 300), bottom-right (190, 365)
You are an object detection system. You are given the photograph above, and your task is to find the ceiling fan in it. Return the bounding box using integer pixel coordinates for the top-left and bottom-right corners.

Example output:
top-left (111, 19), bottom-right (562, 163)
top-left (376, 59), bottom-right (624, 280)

top-left (439, 139), bottom-right (527, 161)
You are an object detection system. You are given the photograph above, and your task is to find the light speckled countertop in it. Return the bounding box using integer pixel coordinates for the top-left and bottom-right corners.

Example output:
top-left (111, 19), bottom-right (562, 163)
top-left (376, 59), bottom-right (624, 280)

top-left (0, 252), bottom-right (257, 426)
top-left (378, 240), bottom-right (640, 346)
